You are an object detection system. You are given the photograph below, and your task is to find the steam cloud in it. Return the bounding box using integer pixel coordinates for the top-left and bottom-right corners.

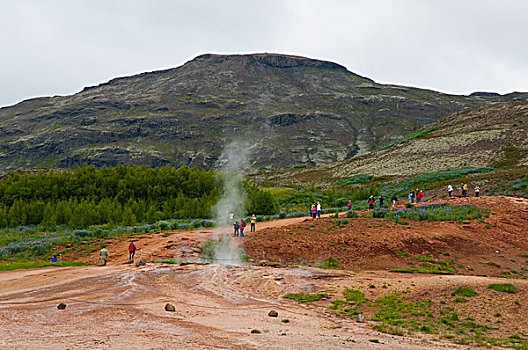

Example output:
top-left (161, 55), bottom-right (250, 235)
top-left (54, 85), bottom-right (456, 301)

top-left (209, 141), bottom-right (253, 265)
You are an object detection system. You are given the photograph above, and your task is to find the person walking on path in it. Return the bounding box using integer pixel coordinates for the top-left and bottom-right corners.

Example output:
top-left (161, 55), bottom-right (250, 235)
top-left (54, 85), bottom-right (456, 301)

top-left (317, 202), bottom-right (322, 218)
top-left (129, 241), bottom-right (137, 261)
top-left (348, 200), bottom-right (352, 211)
top-left (250, 214), bottom-right (256, 232)
top-left (416, 189), bottom-right (423, 203)
top-left (311, 203), bottom-right (317, 219)
top-left (408, 190), bottom-right (415, 204)
top-left (462, 183), bottom-right (468, 196)
top-left (368, 195), bottom-right (374, 210)
top-left (233, 220), bottom-right (239, 237)
top-left (379, 195), bottom-right (384, 208)
top-left (239, 220), bottom-right (246, 237)
top-left (99, 247), bottom-right (109, 266)
top-left (475, 184), bottom-right (480, 197)
top-left (447, 184), bottom-right (453, 197)
top-left (391, 195), bottom-right (398, 209)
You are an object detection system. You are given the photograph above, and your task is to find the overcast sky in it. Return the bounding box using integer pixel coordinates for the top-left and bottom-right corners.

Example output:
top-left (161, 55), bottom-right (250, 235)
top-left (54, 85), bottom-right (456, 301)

top-left (1, 0), bottom-right (527, 107)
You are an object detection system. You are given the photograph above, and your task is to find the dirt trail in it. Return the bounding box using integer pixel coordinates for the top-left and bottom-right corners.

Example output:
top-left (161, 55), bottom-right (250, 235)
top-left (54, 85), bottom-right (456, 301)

top-left (0, 195), bottom-right (527, 349)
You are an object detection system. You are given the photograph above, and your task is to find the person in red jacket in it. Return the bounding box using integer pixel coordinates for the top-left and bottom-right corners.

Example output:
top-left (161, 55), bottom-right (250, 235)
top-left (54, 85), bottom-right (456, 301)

top-left (129, 241), bottom-right (137, 261)
top-left (368, 195), bottom-right (374, 210)
top-left (416, 189), bottom-right (423, 203)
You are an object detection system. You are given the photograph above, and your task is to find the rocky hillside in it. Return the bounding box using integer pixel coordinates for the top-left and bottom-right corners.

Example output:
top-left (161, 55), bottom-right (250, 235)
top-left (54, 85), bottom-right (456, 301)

top-left (253, 101), bottom-right (528, 186)
top-left (0, 53), bottom-right (526, 174)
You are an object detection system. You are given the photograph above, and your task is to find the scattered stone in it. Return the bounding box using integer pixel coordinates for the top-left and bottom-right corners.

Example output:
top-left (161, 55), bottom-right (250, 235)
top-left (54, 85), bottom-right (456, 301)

top-left (273, 276), bottom-right (283, 281)
top-left (268, 310), bottom-right (278, 317)
top-left (165, 303), bottom-right (176, 312)
top-left (356, 313), bottom-right (365, 323)
top-left (135, 258), bottom-right (146, 267)
top-left (278, 330), bottom-right (287, 336)
top-left (57, 303), bottom-right (67, 310)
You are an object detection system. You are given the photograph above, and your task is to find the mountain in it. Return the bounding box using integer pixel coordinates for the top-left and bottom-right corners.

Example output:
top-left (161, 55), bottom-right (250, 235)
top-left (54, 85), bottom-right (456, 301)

top-left (0, 53), bottom-right (527, 174)
top-left (252, 101), bottom-right (528, 186)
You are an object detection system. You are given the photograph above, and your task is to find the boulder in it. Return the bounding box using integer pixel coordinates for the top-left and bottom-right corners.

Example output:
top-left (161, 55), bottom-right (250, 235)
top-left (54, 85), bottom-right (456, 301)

top-left (356, 313), bottom-right (365, 323)
top-left (165, 303), bottom-right (176, 312)
top-left (268, 310), bottom-right (278, 317)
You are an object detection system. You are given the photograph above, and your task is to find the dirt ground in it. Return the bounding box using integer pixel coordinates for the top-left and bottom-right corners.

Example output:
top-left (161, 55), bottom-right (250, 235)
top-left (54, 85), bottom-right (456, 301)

top-left (0, 195), bottom-right (527, 349)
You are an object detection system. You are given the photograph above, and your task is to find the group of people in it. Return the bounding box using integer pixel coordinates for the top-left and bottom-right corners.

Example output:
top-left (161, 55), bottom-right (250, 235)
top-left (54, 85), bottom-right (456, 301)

top-left (367, 194), bottom-right (399, 209)
top-left (310, 202), bottom-right (322, 218)
top-left (407, 189), bottom-right (424, 203)
top-left (233, 214), bottom-right (256, 237)
top-left (97, 239), bottom-right (138, 266)
top-left (447, 183), bottom-right (480, 197)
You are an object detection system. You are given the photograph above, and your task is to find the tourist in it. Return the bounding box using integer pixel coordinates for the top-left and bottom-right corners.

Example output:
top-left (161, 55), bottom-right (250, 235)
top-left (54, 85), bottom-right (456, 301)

top-left (416, 189), bottom-right (423, 203)
top-left (129, 241), bottom-right (137, 261)
top-left (250, 214), bottom-right (256, 232)
top-left (368, 195), bottom-right (374, 210)
top-left (475, 184), bottom-right (480, 197)
top-left (99, 247), bottom-right (109, 266)
top-left (233, 220), bottom-right (239, 237)
top-left (462, 183), bottom-right (468, 196)
top-left (391, 194), bottom-right (398, 209)
top-left (311, 203), bottom-right (317, 219)
top-left (408, 190), bottom-right (415, 204)
top-left (379, 195), bottom-right (384, 208)
top-left (317, 202), bottom-right (321, 218)
top-left (239, 220), bottom-right (246, 237)
top-left (348, 200), bottom-right (352, 211)
top-left (447, 184), bottom-right (453, 197)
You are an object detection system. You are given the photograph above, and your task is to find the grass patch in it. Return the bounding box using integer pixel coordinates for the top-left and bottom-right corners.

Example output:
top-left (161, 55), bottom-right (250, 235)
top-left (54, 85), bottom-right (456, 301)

top-left (154, 258), bottom-right (186, 264)
top-left (452, 286), bottom-right (477, 297)
top-left (488, 283), bottom-right (517, 293)
top-left (0, 261), bottom-right (89, 271)
top-left (317, 256), bottom-right (339, 269)
top-left (283, 293), bottom-right (328, 303)
top-left (390, 256), bottom-right (456, 274)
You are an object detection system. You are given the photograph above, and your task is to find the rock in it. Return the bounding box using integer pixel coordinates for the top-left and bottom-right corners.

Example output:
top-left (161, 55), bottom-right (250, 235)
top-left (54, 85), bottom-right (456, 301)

top-left (356, 313), bottom-right (365, 323)
top-left (268, 310), bottom-right (278, 317)
top-left (135, 258), bottom-right (146, 267)
top-left (165, 303), bottom-right (176, 312)
top-left (57, 303), bottom-right (67, 310)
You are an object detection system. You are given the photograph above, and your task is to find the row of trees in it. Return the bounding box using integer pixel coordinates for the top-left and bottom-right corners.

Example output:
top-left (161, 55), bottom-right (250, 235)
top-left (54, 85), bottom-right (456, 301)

top-left (0, 165), bottom-right (278, 229)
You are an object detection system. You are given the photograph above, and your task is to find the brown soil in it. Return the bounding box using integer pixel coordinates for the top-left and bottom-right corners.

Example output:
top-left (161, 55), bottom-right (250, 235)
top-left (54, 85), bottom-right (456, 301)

top-left (0, 195), bottom-right (527, 349)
